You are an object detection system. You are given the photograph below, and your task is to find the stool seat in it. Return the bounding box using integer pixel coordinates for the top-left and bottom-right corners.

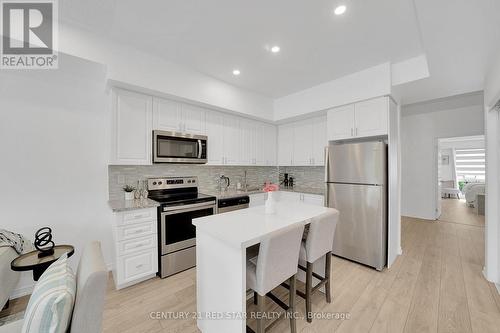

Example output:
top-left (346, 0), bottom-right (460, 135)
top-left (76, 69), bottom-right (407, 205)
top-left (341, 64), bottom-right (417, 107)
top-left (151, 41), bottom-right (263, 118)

top-left (245, 224), bottom-right (304, 333)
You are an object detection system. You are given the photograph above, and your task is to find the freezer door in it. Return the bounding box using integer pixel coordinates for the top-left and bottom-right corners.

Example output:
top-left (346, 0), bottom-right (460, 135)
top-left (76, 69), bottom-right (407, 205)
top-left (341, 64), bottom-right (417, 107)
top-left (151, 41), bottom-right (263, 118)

top-left (327, 183), bottom-right (387, 270)
top-left (326, 141), bottom-right (387, 185)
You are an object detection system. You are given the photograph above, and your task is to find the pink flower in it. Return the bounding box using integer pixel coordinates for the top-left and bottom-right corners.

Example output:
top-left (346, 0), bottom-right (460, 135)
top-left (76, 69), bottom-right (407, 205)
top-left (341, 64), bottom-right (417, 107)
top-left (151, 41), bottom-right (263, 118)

top-left (263, 183), bottom-right (279, 192)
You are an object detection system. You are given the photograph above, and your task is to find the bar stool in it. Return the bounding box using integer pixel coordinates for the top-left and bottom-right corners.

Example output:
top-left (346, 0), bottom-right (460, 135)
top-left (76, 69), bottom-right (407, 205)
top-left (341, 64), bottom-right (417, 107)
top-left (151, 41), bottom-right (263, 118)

top-left (298, 210), bottom-right (339, 323)
top-left (246, 224), bottom-right (305, 333)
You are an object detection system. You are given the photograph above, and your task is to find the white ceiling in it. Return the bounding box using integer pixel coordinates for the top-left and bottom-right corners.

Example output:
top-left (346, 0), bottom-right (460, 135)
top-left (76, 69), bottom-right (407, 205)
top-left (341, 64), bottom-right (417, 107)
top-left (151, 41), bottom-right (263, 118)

top-left (59, 0), bottom-right (500, 104)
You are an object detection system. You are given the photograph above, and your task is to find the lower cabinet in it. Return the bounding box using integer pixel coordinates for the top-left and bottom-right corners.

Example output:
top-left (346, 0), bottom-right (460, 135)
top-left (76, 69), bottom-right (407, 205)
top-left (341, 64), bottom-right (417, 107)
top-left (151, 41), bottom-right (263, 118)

top-left (249, 193), bottom-right (266, 207)
top-left (111, 207), bottom-right (158, 290)
top-left (249, 191), bottom-right (324, 207)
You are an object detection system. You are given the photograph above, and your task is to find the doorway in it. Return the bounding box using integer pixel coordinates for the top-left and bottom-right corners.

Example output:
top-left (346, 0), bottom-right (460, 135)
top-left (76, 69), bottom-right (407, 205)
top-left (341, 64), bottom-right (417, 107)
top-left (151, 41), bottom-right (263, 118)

top-left (436, 135), bottom-right (485, 226)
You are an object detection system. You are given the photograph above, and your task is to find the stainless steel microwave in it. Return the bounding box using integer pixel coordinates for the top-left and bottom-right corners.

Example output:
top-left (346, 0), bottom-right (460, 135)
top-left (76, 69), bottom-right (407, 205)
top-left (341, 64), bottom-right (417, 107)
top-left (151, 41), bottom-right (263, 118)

top-left (153, 130), bottom-right (207, 164)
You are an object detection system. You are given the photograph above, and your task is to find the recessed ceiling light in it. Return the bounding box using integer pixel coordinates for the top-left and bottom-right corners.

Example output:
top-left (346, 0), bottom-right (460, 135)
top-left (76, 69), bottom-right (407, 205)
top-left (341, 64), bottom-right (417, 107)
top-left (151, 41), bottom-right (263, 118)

top-left (271, 46), bottom-right (280, 53)
top-left (334, 5), bottom-right (346, 15)
top-left (232, 69), bottom-right (240, 76)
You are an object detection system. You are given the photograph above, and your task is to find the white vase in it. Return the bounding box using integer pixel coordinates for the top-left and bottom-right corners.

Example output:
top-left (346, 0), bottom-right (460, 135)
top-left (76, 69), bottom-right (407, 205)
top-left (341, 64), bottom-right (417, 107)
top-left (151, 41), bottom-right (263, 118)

top-left (265, 191), bottom-right (276, 214)
top-left (124, 192), bottom-right (134, 200)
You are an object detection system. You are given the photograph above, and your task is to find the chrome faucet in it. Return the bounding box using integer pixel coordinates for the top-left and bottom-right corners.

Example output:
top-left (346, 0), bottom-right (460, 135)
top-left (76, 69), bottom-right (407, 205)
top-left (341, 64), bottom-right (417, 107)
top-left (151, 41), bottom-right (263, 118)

top-left (219, 175), bottom-right (230, 192)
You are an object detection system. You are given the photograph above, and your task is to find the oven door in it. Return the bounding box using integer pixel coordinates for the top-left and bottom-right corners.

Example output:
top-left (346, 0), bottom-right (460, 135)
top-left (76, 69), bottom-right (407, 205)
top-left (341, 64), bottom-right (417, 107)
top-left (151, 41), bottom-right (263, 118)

top-left (160, 201), bottom-right (216, 255)
top-left (153, 130), bottom-right (207, 164)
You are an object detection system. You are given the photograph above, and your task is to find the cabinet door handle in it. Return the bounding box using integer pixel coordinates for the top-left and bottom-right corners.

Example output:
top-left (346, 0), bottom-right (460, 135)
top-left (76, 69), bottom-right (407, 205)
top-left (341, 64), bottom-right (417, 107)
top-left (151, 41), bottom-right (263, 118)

top-left (136, 264), bottom-right (143, 269)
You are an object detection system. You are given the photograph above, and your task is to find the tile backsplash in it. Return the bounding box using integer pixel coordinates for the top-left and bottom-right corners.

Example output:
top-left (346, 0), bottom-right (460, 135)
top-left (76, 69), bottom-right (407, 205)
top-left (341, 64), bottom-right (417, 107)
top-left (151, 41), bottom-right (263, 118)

top-left (109, 165), bottom-right (326, 200)
top-left (108, 165), bottom-right (278, 200)
top-left (278, 166), bottom-right (325, 194)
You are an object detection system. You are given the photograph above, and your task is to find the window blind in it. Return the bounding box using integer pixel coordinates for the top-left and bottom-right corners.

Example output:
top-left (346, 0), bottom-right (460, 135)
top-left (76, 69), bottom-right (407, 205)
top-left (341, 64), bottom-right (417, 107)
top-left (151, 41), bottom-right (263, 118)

top-left (455, 148), bottom-right (485, 181)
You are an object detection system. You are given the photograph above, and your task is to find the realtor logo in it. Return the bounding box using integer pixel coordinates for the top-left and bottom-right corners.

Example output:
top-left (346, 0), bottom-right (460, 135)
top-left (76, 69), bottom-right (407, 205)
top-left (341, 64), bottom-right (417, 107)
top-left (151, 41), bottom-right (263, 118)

top-left (1, 0), bottom-right (58, 69)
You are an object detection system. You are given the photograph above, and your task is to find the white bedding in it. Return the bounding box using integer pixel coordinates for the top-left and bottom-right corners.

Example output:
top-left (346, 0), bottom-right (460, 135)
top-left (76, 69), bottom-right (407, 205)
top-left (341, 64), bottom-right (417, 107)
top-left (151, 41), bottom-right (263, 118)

top-left (463, 183), bottom-right (485, 207)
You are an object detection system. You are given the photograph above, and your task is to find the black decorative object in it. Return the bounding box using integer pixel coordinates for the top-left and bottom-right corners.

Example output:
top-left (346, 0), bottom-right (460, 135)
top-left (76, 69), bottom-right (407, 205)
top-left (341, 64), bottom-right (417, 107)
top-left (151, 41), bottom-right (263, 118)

top-left (34, 227), bottom-right (55, 258)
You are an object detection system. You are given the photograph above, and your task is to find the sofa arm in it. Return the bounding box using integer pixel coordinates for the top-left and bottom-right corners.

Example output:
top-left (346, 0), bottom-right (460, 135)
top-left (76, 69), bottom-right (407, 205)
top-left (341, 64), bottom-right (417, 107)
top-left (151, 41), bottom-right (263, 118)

top-left (0, 319), bottom-right (23, 333)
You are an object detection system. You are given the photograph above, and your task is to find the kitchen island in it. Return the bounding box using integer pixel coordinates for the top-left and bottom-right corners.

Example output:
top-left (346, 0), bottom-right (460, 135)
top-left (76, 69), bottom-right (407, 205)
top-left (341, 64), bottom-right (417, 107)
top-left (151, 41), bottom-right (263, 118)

top-left (193, 199), bottom-right (335, 333)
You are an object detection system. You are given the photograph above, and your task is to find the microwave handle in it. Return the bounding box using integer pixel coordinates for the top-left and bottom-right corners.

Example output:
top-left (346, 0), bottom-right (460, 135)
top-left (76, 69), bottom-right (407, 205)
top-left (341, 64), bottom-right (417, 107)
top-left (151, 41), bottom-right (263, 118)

top-left (197, 140), bottom-right (202, 159)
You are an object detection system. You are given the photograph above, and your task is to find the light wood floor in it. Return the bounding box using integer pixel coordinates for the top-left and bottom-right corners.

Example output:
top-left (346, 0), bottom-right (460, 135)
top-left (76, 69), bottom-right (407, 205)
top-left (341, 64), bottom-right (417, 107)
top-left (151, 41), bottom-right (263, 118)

top-left (439, 198), bottom-right (485, 227)
top-left (3, 217), bottom-right (500, 333)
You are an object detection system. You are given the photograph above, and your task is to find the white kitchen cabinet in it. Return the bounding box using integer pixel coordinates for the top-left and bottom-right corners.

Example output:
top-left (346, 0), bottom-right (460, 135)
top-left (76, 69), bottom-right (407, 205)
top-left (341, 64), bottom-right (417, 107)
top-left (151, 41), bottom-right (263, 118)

top-left (327, 97), bottom-right (389, 141)
top-left (206, 111), bottom-right (225, 165)
top-left (312, 116), bottom-right (327, 166)
top-left (302, 193), bottom-right (325, 206)
top-left (182, 104), bottom-right (206, 135)
top-left (276, 191), bottom-right (324, 206)
top-left (293, 119), bottom-right (314, 166)
top-left (278, 116), bottom-right (327, 166)
top-left (249, 193), bottom-right (266, 207)
top-left (354, 97), bottom-right (388, 138)
top-left (152, 98), bottom-right (183, 132)
top-left (239, 119), bottom-right (254, 165)
top-left (223, 115), bottom-right (240, 165)
top-left (254, 123), bottom-right (265, 166)
top-left (111, 89), bottom-right (152, 165)
top-left (327, 104), bottom-right (355, 141)
top-left (153, 97), bottom-right (206, 135)
top-left (263, 124), bottom-right (277, 166)
top-left (111, 207), bottom-right (158, 290)
top-left (278, 123), bottom-right (294, 166)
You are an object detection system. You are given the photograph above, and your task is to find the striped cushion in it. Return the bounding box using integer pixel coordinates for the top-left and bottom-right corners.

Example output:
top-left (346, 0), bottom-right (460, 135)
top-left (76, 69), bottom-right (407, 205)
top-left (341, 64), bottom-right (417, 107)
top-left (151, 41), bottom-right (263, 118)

top-left (22, 254), bottom-right (76, 333)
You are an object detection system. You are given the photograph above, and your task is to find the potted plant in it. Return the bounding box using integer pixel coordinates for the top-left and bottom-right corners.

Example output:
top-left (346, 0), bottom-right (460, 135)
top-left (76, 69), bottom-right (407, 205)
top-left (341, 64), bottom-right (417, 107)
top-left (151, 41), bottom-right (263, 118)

top-left (123, 185), bottom-right (136, 200)
top-left (263, 183), bottom-right (279, 214)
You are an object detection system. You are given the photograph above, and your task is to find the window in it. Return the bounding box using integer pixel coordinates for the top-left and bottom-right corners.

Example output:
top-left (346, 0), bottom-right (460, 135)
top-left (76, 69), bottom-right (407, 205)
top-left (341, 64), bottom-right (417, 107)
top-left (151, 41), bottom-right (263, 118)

top-left (455, 148), bottom-right (485, 181)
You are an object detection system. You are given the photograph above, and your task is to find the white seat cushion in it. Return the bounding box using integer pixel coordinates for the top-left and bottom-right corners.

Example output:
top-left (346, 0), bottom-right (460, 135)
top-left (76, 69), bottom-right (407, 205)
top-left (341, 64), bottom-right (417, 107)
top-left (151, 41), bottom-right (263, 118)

top-left (246, 258), bottom-right (258, 293)
top-left (21, 254), bottom-right (76, 333)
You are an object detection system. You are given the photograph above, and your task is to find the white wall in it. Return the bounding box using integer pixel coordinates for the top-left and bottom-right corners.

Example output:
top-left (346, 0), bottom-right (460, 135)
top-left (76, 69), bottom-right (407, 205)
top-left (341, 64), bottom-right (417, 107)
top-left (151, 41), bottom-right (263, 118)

top-left (57, 23), bottom-right (274, 121)
top-left (0, 55), bottom-right (112, 296)
top-left (484, 52), bottom-right (500, 285)
top-left (401, 93), bottom-right (484, 220)
top-left (273, 63), bottom-right (392, 121)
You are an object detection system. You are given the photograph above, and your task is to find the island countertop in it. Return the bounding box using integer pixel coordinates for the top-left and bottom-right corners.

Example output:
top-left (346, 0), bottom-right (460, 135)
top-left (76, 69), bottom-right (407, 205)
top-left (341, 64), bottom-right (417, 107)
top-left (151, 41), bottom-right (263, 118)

top-left (193, 200), bottom-right (334, 248)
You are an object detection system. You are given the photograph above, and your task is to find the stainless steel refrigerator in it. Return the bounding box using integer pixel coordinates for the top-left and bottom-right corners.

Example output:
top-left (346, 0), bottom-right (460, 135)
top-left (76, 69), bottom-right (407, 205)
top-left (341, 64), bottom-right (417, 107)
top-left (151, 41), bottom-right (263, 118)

top-left (325, 141), bottom-right (387, 270)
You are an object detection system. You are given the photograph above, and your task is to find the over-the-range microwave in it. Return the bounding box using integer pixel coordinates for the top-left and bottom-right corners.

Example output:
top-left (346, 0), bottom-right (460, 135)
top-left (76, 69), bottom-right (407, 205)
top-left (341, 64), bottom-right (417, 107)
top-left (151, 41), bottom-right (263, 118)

top-left (152, 130), bottom-right (207, 164)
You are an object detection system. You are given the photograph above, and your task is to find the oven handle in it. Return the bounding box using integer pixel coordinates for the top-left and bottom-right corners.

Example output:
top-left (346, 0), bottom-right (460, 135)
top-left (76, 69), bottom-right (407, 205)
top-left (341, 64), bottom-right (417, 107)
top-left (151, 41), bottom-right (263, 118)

top-left (197, 139), bottom-right (202, 159)
top-left (162, 201), bottom-right (216, 214)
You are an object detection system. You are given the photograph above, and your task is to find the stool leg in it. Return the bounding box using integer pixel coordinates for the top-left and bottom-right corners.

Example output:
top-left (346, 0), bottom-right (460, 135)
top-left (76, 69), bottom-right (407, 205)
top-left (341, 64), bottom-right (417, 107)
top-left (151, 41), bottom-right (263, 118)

top-left (257, 293), bottom-right (266, 333)
top-left (254, 291), bottom-right (258, 305)
top-left (305, 262), bottom-right (313, 323)
top-left (325, 252), bottom-right (332, 303)
top-left (289, 275), bottom-right (297, 333)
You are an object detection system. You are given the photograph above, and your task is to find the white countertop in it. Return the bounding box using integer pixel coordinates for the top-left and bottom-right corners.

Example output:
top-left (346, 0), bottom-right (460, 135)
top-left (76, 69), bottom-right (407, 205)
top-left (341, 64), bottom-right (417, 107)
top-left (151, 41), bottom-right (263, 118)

top-left (193, 200), bottom-right (334, 248)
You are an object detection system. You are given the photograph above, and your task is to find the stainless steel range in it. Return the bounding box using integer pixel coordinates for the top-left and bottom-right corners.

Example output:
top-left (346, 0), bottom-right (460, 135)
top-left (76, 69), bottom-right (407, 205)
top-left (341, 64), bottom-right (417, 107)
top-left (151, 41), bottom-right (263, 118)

top-left (148, 176), bottom-right (216, 278)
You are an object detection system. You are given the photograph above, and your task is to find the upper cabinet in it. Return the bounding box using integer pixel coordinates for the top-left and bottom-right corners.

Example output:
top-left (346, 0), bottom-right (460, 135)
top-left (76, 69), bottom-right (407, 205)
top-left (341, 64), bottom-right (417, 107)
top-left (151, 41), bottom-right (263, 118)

top-left (277, 116), bottom-right (327, 166)
top-left (327, 96), bottom-right (389, 141)
top-left (153, 97), bottom-right (206, 135)
top-left (110, 88), bottom-right (277, 167)
top-left (110, 89), bottom-right (152, 165)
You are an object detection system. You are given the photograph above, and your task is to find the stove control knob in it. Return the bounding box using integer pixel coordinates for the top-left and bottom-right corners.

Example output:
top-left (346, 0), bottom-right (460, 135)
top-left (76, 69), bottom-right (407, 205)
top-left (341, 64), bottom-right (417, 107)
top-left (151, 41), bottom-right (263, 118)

top-left (152, 182), bottom-right (157, 185)
top-left (158, 181), bottom-right (162, 185)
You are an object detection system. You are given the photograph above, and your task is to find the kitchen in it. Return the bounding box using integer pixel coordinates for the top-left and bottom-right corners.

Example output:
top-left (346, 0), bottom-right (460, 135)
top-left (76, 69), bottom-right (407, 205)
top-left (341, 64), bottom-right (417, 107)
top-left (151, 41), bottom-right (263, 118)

top-left (2, 1), bottom-right (499, 333)
top-left (106, 86), bottom-right (400, 332)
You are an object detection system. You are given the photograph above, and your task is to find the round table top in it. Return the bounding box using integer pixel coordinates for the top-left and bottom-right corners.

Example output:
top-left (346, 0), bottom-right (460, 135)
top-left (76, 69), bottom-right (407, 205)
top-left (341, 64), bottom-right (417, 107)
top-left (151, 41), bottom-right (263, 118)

top-left (11, 245), bottom-right (75, 271)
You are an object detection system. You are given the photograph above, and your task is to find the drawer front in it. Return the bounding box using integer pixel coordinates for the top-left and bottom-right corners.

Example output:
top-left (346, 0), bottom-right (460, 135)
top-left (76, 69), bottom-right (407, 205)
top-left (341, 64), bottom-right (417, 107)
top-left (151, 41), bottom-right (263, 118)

top-left (118, 208), bottom-right (156, 226)
top-left (118, 249), bottom-right (157, 283)
top-left (117, 234), bottom-right (157, 256)
top-left (116, 221), bottom-right (156, 241)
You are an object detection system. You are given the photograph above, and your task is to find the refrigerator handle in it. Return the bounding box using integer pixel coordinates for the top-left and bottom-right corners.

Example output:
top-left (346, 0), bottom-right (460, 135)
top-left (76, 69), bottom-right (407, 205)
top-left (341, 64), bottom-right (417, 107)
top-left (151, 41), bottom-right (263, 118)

top-left (324, 145), bottom-right (330, 207)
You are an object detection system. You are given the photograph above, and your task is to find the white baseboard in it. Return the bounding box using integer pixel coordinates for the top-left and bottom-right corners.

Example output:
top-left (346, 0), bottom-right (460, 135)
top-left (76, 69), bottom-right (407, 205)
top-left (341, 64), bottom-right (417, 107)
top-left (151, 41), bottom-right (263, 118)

top-left (496, 283), bottom-right (500, 295)
top-left (398, 247), bottom-right (403, 255)
top-left (11, 284), bottom-right (34, 299)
